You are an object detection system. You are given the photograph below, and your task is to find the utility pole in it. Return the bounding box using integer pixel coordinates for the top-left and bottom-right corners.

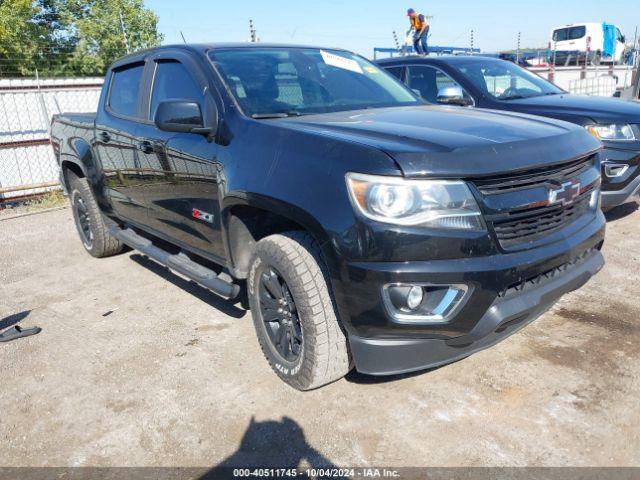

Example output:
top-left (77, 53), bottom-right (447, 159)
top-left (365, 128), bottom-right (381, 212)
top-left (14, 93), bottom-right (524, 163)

top-left (516, 31), bottom-right (521, 64)
top-left (633, 26), bottom-right (640, 99)
top-left (470, 30), bottom-right (475, 55)
top-left (392, 31), bottom-right (401, 57)
top-left (249, 19), bottom-right (257, 43)
top-left (119, 11), bottom-right (131, 54)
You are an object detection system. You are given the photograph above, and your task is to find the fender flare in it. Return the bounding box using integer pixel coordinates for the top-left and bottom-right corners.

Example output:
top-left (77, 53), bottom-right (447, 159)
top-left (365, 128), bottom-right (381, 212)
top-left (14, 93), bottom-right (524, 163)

top-left (59, 137), bottom-right (110, 208)
top-left (221, 192), bottom-right (339, 277)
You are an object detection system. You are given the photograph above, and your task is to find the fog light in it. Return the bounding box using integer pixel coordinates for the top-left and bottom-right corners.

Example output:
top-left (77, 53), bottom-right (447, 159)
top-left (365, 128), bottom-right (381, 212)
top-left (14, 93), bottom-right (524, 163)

top-left (407, 286), bottom-right (424, 310)
top-left (383, 284), bottom-right (469, 323)
top-left (604, 163), bottom-right (628, 178)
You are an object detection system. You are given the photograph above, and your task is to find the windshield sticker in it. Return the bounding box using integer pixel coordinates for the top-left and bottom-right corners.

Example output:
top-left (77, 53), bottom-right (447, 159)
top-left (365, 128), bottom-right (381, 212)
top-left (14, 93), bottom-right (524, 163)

top-left (320, 50), bottom-right (363, 74)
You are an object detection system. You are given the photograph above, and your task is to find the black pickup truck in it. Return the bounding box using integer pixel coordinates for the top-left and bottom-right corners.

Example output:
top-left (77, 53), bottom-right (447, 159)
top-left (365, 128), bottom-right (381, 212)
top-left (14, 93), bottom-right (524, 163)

top-left (51, 44), bottom-right (605, 390)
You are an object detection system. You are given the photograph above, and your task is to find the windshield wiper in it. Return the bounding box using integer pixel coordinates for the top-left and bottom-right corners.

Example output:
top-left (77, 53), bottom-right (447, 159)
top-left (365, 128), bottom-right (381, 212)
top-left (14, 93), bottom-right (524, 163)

top-left (251, 111), bottom-right (303, 119)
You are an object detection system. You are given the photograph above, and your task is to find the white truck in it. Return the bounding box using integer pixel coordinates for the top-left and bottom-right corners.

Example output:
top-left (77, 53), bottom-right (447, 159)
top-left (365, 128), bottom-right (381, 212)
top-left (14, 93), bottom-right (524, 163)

top-left (551, 22), bottom-right (626, 65)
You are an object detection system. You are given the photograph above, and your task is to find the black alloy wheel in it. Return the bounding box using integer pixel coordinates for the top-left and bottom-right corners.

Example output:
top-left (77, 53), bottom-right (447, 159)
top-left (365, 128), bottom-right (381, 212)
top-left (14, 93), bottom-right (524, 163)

top-left (258, 267), bottom-right (304, 362)
top-left (73, 194), bottom-right (93, 248)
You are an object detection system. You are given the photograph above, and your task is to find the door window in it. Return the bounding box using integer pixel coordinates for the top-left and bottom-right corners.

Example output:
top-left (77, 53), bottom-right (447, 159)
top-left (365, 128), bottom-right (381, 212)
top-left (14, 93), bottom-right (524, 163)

top-left (406, 65), bottom-right (470, 104)
top-left (150, 60), bottom-right (203, 120)
top-left (108, 63), bottom-right (144, 117)
top-left (385, 66), bottom-right (406, 82)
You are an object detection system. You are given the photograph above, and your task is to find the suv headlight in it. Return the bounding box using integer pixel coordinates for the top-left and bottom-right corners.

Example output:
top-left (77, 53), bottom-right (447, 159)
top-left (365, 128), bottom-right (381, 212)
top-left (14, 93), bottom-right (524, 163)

top-left (586, 124), bottom-right (636, 142)
top-left (346, 173), bottom-right (485, 230)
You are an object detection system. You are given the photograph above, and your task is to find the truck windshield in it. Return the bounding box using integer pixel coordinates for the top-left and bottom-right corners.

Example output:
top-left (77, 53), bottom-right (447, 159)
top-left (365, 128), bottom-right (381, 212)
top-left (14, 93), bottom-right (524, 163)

top-left (454, 59), bottom-right (564, 100)
top-left (208, 47), bottom-right (420, 117)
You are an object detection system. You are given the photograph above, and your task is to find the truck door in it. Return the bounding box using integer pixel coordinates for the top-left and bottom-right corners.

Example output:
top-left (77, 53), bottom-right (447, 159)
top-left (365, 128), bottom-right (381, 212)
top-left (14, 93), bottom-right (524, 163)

top-left (135, 54), bottom-right (226, 262)
top-left (95, 61), bottom-right (148, 226)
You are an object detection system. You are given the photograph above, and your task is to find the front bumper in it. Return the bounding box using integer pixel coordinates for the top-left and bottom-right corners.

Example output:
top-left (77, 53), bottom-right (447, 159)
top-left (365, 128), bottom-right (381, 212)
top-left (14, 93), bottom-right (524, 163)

top-left (335, 212), bottom-right (605, 375)
top-left (600, 145), bottom-right (640, 209)
top-left (349, 248), bottom-right (603, 375)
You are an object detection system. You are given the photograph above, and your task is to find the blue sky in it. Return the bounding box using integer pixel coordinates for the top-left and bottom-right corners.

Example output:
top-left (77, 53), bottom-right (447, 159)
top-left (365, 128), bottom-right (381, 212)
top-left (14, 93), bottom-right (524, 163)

top-left (146, 0), bottom-right (638, 57)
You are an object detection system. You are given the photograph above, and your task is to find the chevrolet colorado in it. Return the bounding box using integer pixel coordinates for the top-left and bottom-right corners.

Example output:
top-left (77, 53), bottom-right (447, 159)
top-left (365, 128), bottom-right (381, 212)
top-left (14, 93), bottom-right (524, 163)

top-left (51, 44), bottom-right (605, 390)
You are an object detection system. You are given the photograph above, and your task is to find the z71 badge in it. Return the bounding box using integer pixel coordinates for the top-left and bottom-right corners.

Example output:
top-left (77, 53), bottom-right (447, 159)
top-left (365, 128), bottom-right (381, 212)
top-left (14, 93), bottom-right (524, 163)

top-left (192, 208), bottom-right (214, 223)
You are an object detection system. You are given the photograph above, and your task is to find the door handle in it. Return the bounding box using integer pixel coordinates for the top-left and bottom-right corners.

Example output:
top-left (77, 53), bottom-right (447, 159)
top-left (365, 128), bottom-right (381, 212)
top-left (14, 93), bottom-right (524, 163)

top-left (136, 140), bottom-right (154, 154)
top-left (98, 131), bottom-right (111, 143)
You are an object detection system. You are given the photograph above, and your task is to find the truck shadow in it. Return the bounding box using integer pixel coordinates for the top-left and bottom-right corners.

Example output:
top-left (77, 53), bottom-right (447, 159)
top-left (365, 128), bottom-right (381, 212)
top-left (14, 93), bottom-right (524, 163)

top-left (345, 356), bottom-right (467, 385)
top-left (201, 416), bottom-right (342, 478)
top-left (604, 201), bottom-right (638, 222)
top-left (129, 254), bottom-right (247, 319)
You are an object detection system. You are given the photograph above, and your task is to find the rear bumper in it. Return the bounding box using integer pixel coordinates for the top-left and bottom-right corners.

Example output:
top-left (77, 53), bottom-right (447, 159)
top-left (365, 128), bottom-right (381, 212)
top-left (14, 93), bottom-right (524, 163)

top-left (349, 248), bottom-right (604, 375)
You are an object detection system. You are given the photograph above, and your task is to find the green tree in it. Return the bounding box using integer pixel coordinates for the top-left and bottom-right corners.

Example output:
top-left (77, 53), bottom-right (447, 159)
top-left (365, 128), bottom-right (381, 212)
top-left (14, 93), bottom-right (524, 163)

top-left (0, 0), bottom-right (162, 77)
top-left (0, 0), bottom-right (45, 76)
top-left (67, 0), bottom-right (163, 76)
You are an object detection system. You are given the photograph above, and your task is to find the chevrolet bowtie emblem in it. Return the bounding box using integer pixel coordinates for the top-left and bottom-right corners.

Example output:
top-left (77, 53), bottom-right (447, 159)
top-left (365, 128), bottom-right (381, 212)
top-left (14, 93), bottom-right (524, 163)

top-left (548, 180), bottom-right (580, 206)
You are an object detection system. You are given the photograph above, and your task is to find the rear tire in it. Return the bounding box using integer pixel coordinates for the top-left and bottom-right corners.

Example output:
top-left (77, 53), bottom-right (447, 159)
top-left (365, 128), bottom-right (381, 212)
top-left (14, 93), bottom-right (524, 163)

top-left (248, 231), bottom-right (352, 390)
top-left (67, 171), bottom-right (124, 258)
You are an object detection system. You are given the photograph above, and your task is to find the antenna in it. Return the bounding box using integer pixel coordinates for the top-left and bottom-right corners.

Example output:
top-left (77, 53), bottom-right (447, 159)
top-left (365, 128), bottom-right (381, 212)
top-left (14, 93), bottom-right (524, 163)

top-left (180, 31), bottom-right (187, 44)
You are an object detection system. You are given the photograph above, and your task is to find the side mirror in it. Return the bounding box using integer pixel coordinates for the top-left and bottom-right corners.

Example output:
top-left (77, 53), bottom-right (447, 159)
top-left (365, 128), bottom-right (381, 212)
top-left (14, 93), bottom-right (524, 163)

top-left (620, 35), bottom-right (626, 43)
top-left (155, 100), bottom-right (211, 135)
top-left (437, 86), bottom-right (472, 106)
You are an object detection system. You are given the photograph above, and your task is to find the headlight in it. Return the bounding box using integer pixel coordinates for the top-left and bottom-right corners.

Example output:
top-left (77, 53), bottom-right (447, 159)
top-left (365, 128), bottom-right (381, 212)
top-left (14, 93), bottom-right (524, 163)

top-left (345, 172), bottom-right (485, 230)
top-left (586, 124), bottom-right (636, 142)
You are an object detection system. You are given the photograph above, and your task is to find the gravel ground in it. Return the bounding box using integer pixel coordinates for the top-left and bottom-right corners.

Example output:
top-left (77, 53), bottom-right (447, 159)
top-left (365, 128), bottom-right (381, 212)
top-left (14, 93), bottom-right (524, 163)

top-left (1, 203), bottom-right (639, 468)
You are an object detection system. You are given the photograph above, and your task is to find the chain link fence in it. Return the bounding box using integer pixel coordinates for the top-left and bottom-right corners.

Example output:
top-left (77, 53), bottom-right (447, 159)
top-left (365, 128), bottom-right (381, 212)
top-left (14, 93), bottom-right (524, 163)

top-left (0, 77), bottom-right (103, 205)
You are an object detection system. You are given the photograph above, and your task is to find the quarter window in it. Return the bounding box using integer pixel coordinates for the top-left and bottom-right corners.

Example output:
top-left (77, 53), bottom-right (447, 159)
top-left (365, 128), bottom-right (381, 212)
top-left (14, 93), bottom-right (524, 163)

top-left (109, 63), bottom-right (144, 117)
top-left (150, 60), bottom-right (202, 120)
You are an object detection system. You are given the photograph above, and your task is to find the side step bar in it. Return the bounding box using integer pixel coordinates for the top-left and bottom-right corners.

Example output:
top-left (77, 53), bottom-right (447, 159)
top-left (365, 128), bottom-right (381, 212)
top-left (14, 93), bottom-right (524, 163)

top-left (108, 225), bottom-right (240, 299)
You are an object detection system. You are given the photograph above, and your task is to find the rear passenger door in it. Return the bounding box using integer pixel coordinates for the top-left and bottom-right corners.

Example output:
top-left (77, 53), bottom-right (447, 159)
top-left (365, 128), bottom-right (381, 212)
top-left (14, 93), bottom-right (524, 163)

top-left (135, 52), bottom-right (226, 261)
top-left (95, 62), bottom-right (148, 225)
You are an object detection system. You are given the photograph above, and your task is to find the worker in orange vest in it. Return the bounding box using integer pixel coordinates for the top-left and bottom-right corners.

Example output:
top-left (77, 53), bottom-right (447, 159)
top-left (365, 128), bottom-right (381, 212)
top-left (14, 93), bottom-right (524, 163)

top-left (407, 8), bottom-right (429, 55)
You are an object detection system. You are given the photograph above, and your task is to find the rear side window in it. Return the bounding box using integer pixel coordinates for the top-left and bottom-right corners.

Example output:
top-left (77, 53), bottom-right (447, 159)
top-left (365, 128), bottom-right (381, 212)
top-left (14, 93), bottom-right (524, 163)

top-left (569, 26), bottom-right (586, 40)
top-left (553, 26), bottom-right (585, 42)
top-left (108, 63), bottom-right (144, 117)
top-left (150, 60), bottom-right (202, 120)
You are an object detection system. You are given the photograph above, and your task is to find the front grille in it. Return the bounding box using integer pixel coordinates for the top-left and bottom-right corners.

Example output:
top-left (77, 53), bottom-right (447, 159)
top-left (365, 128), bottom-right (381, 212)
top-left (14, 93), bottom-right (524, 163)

top-left (470, 154), bottom-right (597, 249)
top-left (492, 193), bottom-right (592, 247)
top-left (473, 154), bottom-right (595, 196)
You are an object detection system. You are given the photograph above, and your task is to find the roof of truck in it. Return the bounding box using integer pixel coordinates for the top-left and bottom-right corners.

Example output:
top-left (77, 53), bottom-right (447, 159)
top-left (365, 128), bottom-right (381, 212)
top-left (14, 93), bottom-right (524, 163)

top-left (109, 43), bottom-right (353, 69)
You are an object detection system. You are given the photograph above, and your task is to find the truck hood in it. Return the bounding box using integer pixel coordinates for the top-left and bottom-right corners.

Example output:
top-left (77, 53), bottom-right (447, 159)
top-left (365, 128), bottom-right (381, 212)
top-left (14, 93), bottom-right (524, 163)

top-left (505, 93), bottom-right (640, 125)
top-left (279, 105), bottom-right (601, 177)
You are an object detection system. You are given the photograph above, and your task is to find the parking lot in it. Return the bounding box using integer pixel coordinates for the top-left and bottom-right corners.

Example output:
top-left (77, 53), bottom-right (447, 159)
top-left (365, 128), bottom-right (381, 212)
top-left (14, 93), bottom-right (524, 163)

top-left (1, 203), bottom-right (639, 468)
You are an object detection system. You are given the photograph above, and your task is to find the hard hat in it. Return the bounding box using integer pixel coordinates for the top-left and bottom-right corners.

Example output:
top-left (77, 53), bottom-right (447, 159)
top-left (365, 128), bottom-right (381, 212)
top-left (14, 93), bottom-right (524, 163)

top-left (407, 8), bottom-right (415, 16)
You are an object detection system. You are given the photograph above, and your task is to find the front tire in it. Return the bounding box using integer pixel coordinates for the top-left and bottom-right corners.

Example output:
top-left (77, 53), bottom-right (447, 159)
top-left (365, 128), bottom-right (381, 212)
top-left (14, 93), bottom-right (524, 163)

top-left (248, 232), bottom-right (352, 390)
top-left (68, 171), bottom-right (124, 258)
